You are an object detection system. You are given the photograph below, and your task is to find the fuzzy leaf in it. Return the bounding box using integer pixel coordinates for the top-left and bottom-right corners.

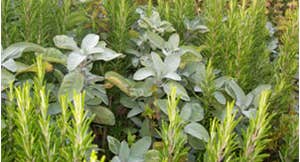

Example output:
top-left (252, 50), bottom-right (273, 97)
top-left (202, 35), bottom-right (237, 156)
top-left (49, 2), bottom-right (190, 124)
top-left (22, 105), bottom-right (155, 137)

top-left (164, 54), bottom-right (180, 73)
top-left (127, 107), bottom-right (143, 118)
top-left (151, 52), bottom-right (164, 77)
top-left (164, 72), bottom-right (181, 81)
top-left (42, 48), bottom-right (67, 64)
top-left (67, 52), bottom-right (86, 71)
top-left (87, 106), bottom-right (115, 126)
top-left (166, 33), bottom-right (180, 50)
top-left (119, 141), bottom-right (130, 161)
top-left (81, 34), bottom-right (99, 50)
top-left (53, 35), bottom-right (78, 50)
top-left (92, 48), bottom-right (122, 61)
top-left (48, 103), bottom-right (61, 115)
top-left (58, 71), bottom-right (84, 99)
top-left (112, 156), bottom-right (122, 162)
top-left (130, 136), bottom-right (152, 158)
top-left (2, 59), bottom-right (29, 72)
top-left (213, 91), bottom-right (226, 105)
top-left (144, 150), bottom-right (160, 162)
top-left (155, 99), bottom-right (168, 115)
top-left (146, 31), bottom-right (165, 49)
top-left (184, 122), bottom-right (209, 142)
top-left (107, 136), bottom-right (121, 155)
top-left (163, 81), bottom-right (190, 101)
top-left (1, 69), bottom-right (15, 90)
top-left (2, 42), bottom-right (45, 62)
top-left (180, 102), bottom-right (204, 122)
top-left (133, 67), bottom-right (155, 80)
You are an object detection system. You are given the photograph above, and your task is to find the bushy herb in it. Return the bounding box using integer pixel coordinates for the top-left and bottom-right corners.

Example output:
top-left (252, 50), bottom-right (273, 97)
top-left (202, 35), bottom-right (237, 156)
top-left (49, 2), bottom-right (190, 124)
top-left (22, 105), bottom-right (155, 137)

top-left (1, 56), bottom-right (96, 161)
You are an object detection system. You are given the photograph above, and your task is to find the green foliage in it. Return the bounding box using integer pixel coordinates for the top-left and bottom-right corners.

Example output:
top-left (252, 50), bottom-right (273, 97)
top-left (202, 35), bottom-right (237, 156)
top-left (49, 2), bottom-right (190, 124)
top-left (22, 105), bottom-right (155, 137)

top-left (157, 0), bottom-right (197, 37)
top-left (158, 87), bottom-right (189, 162)
top-left (240, 91), bottom-right (274, 161)
top-left (107, 135), bottom-right (152, 161)
top-left (203, 0), bottom-right (272, 91)
top-left (205, 102), bottom-right (240, 162)
top-left (279, 114), bottom-right (299, 161)
top-left (1, 0), bottom-right (90, 47)
top-left (103, 0), bottom-right (137, 52)
top-left (1, 56), bottom-right (96, 161)
top-left (271, 6), bottom-right (298, 113)
top-left (54, 33), bottom-right (122, 125)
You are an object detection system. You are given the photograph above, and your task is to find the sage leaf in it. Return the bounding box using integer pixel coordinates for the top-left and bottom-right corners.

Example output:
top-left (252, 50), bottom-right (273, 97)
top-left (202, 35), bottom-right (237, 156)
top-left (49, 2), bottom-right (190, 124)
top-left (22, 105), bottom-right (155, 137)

top-left (184, 122), bottom-right (209, 142)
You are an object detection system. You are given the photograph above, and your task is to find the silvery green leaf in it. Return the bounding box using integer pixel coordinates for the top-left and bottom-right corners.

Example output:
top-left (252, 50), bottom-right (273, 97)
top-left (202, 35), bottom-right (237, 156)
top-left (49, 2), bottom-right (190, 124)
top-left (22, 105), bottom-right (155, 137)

top-left (249, 85), bottom-right (271, 108)
top-left (225, 80), bottom-right (246, 107)
top-left (58, 71), bottom-right (84, 99)
top-left (144, 150), bottom-right (160, 162)
top-left (242, 108), bottom-right (256, 119)
top-left (212, 106), bottom-right (227, 121)
top-left (151, 52), bottom-right (164, 77)
top-left (184, 122), bottom-right (209, 142)
top-left (81, 33), bottom-right (99, 50)
top-left (86, 71), bottom-right (104, 83)
top-left (107, 136), bottom-right (121, 154)
top-left (179, 46), bottom-right (198, 56)
top-left (2, 59), bottom-right (29, 72)
top-left (131, 117), bottom-right (142, 127)
top-left (140, 55), bottom-right (152, 67)
top-left (67, 52), bottom-right (86, 71)
top-left (2, 42), bottom-right (45, 62)
top-left (146, 31), bottom-right (165, 49)
top-left (130, 136), bottom-right (151, 158)
top-left (119, 141), bottom-right (130, 161)
top-left (92, 48), bottom-right (122, 61)
top-left (120, 95), bottom-right (139, 109)
top-left (215, 76), bottom-right (230, 89)
top-left (53, 35), bottom-right (78, 50)
top-left (180, 102), bottom-right (204, 122)
top-left (125, 48), bottom-right (142, 57)
top-left (140, 119), bottom-right (151, 136)
top-left (167, 33), bottom-right (180, 50)
top-left (163, 81), bottom-right (190, 101)
top-left (160, 21), bottom-right (175, 32)
top-left (48, 103), bottom-right (61, 115)
top-left (42, 48), bottom-right (67, 64)
top-left (86, 47), bottom-right (104, 55)
top-left (188, 135), bottom-right (206, 150)
top-left (129, 79), bottom-right (155, 97)
top-left (164, 54), bottom-right (180, 72)
top-left (127, 107), bottom-right (143, 118)
top-left (213, 91), bottom-right (226, 105)
top-left (150, 12), bottom-right (161, 26)
top-left (85, 84), bottom-right (108, 105)
top-left (112, 156), bottom-right (122, 162)
top-left (98, 41), bottom-right (107, 48)
top-left (87, 106), bottom-right (115, 125)
top-left (244, 94), bottom-right (254, 108)
top-left (85, 98), bottom-right (102, 106)
top-left (164, 72), bottom-right (181, 81)
top-left (1, 69), bottom-right (15, 90)
top-left (155, 99), bottom-right (168, 115)
top-left (133, 67), bottom-right (155, 80)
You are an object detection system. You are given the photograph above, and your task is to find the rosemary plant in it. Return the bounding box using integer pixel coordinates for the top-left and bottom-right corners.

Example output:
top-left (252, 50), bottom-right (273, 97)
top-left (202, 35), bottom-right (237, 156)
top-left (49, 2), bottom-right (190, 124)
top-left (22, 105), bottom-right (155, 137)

top-left (240, 90), bottom-right (274, 161)
top-left (205, 102), bottom-right (240, 162)
top-left (159, 87), bottom-right (189, 162)
top-left (1, 56), bottom-right (97, 161)
top-left (203, 0), bottom-right (272, 91)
